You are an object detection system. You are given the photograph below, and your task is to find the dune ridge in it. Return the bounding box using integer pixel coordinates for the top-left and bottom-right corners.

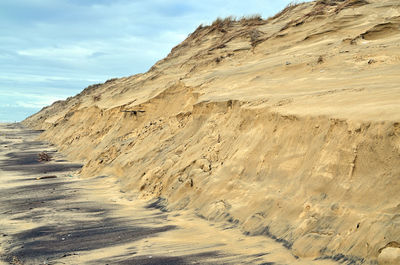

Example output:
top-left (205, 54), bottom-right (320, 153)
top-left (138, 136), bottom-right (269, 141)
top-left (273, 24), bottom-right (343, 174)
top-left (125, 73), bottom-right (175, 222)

top-left (24, 0), bottom-right (400, 264)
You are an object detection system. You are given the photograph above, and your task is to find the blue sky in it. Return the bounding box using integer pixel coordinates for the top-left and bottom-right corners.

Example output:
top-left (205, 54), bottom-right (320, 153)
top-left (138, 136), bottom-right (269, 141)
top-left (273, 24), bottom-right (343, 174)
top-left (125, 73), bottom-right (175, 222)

top-left (0, 0), bottom-right (297, 122)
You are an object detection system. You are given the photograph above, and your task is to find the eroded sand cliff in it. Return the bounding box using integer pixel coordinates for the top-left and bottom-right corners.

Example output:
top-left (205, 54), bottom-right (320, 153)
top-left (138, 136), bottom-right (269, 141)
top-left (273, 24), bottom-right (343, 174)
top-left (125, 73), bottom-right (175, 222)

top-left (23, 0), bottom-right (400, 264)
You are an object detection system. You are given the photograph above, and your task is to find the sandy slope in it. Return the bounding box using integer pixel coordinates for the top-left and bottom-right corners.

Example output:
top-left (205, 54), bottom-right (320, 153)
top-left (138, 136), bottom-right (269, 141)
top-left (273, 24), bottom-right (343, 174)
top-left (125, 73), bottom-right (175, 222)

top-left (23, 0), bottom-right (400, 264)
top-left (0, 124), bottom-right (340, 265)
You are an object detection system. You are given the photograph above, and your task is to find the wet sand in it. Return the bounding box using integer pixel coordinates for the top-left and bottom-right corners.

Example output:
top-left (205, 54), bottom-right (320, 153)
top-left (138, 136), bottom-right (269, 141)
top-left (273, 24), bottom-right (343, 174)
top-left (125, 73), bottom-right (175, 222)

top-left (0, 123), bottom-right (339, 265)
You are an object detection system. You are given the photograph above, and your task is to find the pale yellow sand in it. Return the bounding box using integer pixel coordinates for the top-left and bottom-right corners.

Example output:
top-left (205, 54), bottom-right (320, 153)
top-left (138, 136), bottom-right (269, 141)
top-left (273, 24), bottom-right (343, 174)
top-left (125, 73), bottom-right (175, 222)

top-left (22, 0), bottom-right (400, 264)
top-left (0, 125), bottom-right (339, 264)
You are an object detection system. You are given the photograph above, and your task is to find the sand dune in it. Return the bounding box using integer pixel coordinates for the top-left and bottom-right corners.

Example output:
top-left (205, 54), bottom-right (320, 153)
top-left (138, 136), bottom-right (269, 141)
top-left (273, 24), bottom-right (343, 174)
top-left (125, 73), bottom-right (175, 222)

top-left (2, 124), bottom-right (342, 264)
top-left (23, 0), bottom-right (400, 264)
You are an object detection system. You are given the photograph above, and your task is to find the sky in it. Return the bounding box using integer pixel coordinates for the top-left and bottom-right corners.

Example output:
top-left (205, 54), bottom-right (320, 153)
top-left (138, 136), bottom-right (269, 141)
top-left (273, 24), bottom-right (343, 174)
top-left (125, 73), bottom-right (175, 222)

top-left (0, 0), bottom-right (298, 122)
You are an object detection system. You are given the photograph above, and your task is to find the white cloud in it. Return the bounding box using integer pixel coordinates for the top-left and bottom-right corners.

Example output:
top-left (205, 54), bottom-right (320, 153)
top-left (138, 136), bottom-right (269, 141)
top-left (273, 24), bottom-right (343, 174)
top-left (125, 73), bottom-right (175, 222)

top-left (15, 98), bottom-right (56, 109)
top-left (17, 46), bottom-right (95, 60)
top-left (0, 91), bottom-right (68, 109)
top-left (0, 73), bottom-right (98, 83)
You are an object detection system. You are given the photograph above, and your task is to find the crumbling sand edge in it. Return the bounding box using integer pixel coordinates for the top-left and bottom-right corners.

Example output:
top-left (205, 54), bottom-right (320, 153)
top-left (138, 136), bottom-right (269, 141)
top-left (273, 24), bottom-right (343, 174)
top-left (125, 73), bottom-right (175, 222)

top-left (23, 97), bottom-right (400, 264)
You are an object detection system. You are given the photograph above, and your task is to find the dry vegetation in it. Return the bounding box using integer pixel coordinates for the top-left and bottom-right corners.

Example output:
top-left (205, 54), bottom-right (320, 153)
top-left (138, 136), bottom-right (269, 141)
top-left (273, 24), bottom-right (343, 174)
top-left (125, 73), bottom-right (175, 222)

top-left (279, 0), bottom-right (369, 32)
top-left (105, 77), bottom-right (118, 83)
top-left (37, 152), bottom-right (52, 162)
top-left (210, 14), bottom-right (264, 31)
top-left (271, 1), bottom-right (303, 20)
top-left (334, 0), bottom-right (369, 13)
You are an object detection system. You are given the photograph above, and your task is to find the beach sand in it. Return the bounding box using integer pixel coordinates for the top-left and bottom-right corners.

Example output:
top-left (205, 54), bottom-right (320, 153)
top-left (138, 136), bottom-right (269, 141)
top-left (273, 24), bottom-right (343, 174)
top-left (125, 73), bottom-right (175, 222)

top-left (0, 123), bottom-right (342, 264)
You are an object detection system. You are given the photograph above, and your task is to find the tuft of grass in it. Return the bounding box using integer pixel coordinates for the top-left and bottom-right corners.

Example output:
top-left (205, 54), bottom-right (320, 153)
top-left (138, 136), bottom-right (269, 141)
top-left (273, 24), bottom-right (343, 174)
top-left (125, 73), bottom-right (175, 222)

top-left (85, 83), bottom-right (102, 92)
top-left (239, 14), bottom-right (262, 22)
top-left (195, 24), bottom-right (204, 31)
top-left (249, 29), bottom-right (263, 47)
top-left (210, 16), bottom-right (237, 32)
top-left (271, 1), bottom-right (303, 20)
top-left (334, 0), bottom-right (369, 13)
top-left (210, 14), bottom-right (265, 32)
top-left (278, 0), bottom-right (332, 32)
top-left (316, 0), bottom-right (344, 6)
top-left (240, 14), bottom-right (265, 26)
top-left (105, 78), bottom-right (117, 83)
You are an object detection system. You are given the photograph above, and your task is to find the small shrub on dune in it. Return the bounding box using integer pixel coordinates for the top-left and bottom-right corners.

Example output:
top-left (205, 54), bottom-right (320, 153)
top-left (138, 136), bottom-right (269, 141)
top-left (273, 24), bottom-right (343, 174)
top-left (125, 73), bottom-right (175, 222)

top-left (211, 16), bottom-right (236, 31)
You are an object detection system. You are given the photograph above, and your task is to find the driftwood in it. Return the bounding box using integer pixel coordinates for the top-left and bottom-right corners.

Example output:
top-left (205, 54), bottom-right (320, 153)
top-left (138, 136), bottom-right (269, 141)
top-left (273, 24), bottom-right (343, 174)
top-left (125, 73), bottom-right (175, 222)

top-left (36, 175), bottom-right (57, 180)
top-left (121, 110), bottom-right (145, 115)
